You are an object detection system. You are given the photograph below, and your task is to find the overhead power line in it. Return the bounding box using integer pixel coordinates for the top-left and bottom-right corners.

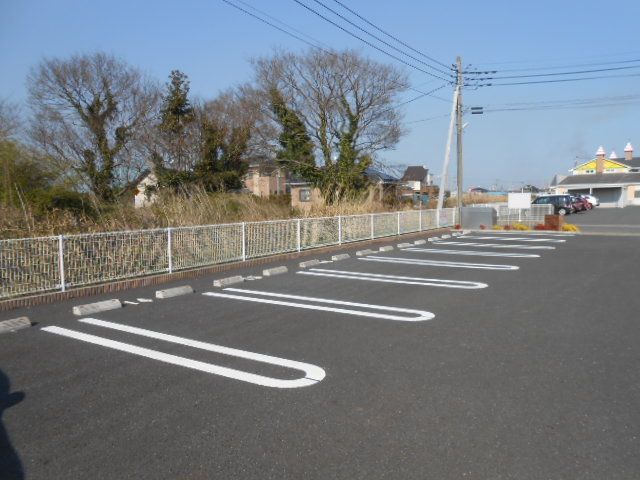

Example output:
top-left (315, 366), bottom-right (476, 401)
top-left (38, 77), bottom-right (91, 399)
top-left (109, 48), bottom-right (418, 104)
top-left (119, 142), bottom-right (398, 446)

top-left (478, 72), bottom-right (640, 87)
top-left (221, 0), bottom-right (324, 50)
top-left (307, 0), bottom-right (453, 77)
top-left (471, 63), bottom-right (640, 81)
top-left (291, 0), bottom-right (454, 83)
top-left (330, 0), bottom-right (452, 70)
top-left (471, 57), bottom-right (640, 74)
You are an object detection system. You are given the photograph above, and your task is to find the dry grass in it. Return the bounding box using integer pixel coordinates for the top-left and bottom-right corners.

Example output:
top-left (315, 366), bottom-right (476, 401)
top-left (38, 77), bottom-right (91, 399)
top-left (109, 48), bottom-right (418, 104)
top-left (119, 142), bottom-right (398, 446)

top-left (0, 187), bottom-right (406, 239)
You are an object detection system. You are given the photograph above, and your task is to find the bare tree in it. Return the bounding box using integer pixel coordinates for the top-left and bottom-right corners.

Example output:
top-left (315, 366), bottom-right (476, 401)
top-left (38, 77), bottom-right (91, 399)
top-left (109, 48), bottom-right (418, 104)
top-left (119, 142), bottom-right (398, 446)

top-left (253, 49), bottom-right (409, 200)
top-left (0, 98), bottom-right (21, 141)
top-left (27, 52), bottom-right (160, 201)
top-left (254, 49), bottom-right (408, 160)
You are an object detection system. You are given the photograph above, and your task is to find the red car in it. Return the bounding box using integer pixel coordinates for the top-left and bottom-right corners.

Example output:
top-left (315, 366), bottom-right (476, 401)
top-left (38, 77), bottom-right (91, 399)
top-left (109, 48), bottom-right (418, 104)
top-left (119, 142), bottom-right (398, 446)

top-left (571, 195), bottom-right (589, 212)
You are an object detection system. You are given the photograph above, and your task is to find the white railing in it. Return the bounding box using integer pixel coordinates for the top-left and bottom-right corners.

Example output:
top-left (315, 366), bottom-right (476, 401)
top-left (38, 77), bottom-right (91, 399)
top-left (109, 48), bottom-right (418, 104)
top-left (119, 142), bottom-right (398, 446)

top-left (495, 205), bottom-right (553, 226)
top-left (0, 208), bottom-right (457, 300)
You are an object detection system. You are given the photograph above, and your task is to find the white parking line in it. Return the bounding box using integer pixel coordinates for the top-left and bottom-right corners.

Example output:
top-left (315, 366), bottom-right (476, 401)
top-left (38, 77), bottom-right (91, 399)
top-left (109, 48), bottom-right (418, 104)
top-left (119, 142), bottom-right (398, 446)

top-left (203, 288), bottom-right (434, 322)
top-left (42, 320), bottom-right (325, 389)
top-left (432, 241), bottom-right (554, 250)
top-left (403, 248), bottom-right (540, 258)
top-left (359, 256), bottom-right (519, 271)
top-left (461, 236), bottom-right (566, 243)
top-left (297, 268), bottom-right (488, 289)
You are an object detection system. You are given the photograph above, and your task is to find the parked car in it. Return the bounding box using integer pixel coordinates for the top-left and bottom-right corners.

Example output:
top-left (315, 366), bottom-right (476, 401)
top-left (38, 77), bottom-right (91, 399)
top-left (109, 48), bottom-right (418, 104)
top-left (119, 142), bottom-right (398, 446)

top-left (575, 195), bottom-right (593, 210)
top-left (580, 194), bottom-right (599, 207)
top-left (532, 194), bottom-right (574, 215)
top-left (571, 195), bottom-right (589, 212)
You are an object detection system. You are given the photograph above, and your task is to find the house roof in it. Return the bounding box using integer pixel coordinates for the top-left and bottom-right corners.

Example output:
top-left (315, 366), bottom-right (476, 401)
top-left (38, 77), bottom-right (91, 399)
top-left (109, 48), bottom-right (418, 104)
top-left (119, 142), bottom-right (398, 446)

top-left (571, 156), bottom-right (640, 172)
top-left (400, 166), bottom-right (428, 182)
top-left (557, 172), bottom-right (640, 186)
top-left (365, 167), bottom-right (398, 183)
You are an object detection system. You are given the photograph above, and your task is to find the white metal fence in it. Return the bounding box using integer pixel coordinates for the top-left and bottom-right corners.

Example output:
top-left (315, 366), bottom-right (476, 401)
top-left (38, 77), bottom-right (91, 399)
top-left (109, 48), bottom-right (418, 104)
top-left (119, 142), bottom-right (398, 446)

top-left (495, 205), bottom-right (553, 226)
top-left (1, 208), bottom-right (457, 300)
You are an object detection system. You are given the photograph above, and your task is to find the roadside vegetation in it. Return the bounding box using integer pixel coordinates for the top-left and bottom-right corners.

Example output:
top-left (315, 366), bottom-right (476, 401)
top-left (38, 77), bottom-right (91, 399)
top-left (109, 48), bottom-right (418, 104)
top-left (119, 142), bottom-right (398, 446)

top-left (0, 49), bottom-right (424, 239)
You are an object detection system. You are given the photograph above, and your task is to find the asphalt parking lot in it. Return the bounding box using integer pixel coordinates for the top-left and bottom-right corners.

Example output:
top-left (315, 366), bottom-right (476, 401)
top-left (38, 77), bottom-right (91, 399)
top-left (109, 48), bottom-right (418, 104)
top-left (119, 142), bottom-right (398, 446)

top-left (569, 205), bottom-right (640, 235)
top-left (2, 230), bottom-right (640, 479)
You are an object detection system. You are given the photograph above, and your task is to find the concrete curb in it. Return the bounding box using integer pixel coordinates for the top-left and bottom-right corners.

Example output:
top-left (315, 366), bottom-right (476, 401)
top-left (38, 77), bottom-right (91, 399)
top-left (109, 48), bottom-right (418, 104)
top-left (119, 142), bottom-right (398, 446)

top-left (441, 234), bottom-right (452, 239)
top-left (299, 259), bottom-right (322, 269)
top-left (331, 253), bottom-right (351, 261)
top-left (73, 299), bottom-right (122, 316)
top-left (263, 266), bottom-right (288, 276)
top-left (356, 249), bottom-right (376, 256)
top-left (0, 317), bottom-right (32, 334)
top-left (414, 239), bottom-right (427, 245)
top-left (213, 276), bottom-right (245, 288)
top-left (379, 246), bottom-right (394, 252)
top-left (428, 237), bottom-right (436, 242)
top-left (156, 285), bottom-right (194, 299)
top-left (397, 243), bottom-right (412, 248)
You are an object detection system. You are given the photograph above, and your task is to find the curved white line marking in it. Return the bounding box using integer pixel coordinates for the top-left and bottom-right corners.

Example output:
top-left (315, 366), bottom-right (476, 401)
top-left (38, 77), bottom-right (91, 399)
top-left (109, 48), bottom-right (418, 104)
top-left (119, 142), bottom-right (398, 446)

top-left (204, 289), bottom-right (434, 322)
top-left (404, 248), bottom-right (540, 258)
top-left (432, 241), bottom-right (554, 250)
top-left (359, 256), bottom-right (519, 270)
top-left (461, 236), bottom-right (566, 243)
top-left (297, 268), bottom-right (488, 289)
top-left (42, 322), bottom-right (325, 389)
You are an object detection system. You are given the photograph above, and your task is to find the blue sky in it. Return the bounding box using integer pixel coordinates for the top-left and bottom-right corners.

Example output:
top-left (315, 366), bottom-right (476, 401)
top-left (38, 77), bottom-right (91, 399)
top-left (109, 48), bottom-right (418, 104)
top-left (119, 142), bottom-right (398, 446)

top-left (2, 0), bottom-right (639, 189)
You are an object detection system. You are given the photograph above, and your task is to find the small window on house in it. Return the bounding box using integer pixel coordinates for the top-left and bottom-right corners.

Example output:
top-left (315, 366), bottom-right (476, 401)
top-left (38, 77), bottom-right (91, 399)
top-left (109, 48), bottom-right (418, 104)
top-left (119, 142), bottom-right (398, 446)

top-left (584, 169), bottom-right (596, 174)
top-left (634, 190), bottom-right (640, 198)
top-left (299, 188), bottom-right (312, 202)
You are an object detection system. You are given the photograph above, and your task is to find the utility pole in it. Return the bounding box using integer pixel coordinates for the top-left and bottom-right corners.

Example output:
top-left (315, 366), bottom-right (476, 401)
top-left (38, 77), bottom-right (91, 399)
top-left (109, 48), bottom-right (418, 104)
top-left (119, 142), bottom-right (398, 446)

top-left (436, 84), bottom-right (459, 212)
top-left (455, 56), bottom-right (464, 217)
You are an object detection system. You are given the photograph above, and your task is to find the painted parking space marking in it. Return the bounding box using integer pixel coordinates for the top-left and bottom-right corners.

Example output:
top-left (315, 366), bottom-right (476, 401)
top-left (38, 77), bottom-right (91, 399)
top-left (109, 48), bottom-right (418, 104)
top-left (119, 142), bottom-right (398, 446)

top-left (203, 288), bottom-right (434, 322)
top-left (297, 268), bottom-right (488, 289)
top-left (432, 241), bottom-right (554, 250)
top-left (359, 256), bottom-right (519, 271)
top-left (461, 235), bottom-right (566, 243)
top-left (403, 247), bottom-right (540, 258)
top-left (42, 320), bottom-right (325, 389)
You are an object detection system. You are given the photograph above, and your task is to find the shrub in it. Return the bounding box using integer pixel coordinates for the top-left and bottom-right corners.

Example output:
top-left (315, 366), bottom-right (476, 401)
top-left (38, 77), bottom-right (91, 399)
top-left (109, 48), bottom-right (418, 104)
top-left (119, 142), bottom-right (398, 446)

top-left (28, 187), bottom-right (96, 217)
top-left (492, 225), bottom-right (504, 230)
top-left (534, 224), bottom-right (547, 230)
top-left (479, 224), bottom-right (487, 230)
top-left (562, 224), bottom-right (580, 232)
top-left (511, 223), bottom-right (530, 231)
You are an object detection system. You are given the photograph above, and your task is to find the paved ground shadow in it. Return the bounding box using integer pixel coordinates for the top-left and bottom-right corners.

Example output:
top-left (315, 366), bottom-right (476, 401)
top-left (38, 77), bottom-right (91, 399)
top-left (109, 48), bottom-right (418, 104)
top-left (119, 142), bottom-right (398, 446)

top-left (0, 369), bottom-right (25, 480)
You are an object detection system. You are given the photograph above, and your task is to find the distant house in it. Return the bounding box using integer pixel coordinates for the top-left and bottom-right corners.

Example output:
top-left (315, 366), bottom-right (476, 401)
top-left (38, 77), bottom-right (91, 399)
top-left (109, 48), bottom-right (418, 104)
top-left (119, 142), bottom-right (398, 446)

top-left (552, 143), bottom-right (640, 207)
top-left (400, 166), bottom-right (433, 192)
top-left (133, 170), bottom-right (158, 208)
top-left (243, 161), bottom-right (287, 197)
top-left (289, 179), bottom-right (324, 212)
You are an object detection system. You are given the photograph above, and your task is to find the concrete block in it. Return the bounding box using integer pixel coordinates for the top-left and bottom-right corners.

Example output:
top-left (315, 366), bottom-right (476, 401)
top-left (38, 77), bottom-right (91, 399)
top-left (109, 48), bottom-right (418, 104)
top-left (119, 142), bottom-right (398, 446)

top-left (0, 317), bottom-right (31, 334)
top-left (414, 239), bottom-right (427, 245)
top-left (441, 234), bottom-right (451, 239)
top-left (73, 299), bottom-right (122, 316)
top-left (428, 237), bottom-right (436, 242)
top-left (299, 259), bottom-right (321, 269)
top-left (356, 249), bottom-right (375, 256)
top-left (397, 243), bottom-right (412, 248)
top-left (213, 275), bottom-right (245, 288)
top-left (331, 254), bottom-right (351, 261)
top-left (155, 285), bottom-right (194, 299)
top-left (379, 246), bottom-right (394, 252)
top-left (263, 266), bottom-right (288, 276)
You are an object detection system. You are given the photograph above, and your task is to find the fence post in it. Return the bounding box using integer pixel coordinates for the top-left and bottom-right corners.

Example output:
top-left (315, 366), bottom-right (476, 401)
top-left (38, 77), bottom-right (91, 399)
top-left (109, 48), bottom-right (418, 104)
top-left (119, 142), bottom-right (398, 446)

top-left (297, 218), bottom-right (301, 252)
top-left (241, 222), bottom-right (246, 261)
top-left (419, 209), bottom-right (422, 232)
top-left (338, 215), bottom-right (342, 245)
top-left (436, 209), bottom-right (440, 228)
top-left (58, 235), bottom-right (66, 292)
top-left (370, 214), bottom-right (374, 239)
top-left (167, 227), bottom-right (173, 273)
top-left (518, 209), bottom-right (522, 222)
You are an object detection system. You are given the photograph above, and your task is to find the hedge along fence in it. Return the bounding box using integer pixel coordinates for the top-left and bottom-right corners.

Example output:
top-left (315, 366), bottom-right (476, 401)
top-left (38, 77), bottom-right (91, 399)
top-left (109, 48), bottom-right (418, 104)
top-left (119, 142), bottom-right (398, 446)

top-left (0, 208), bottom-right (457, 300)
